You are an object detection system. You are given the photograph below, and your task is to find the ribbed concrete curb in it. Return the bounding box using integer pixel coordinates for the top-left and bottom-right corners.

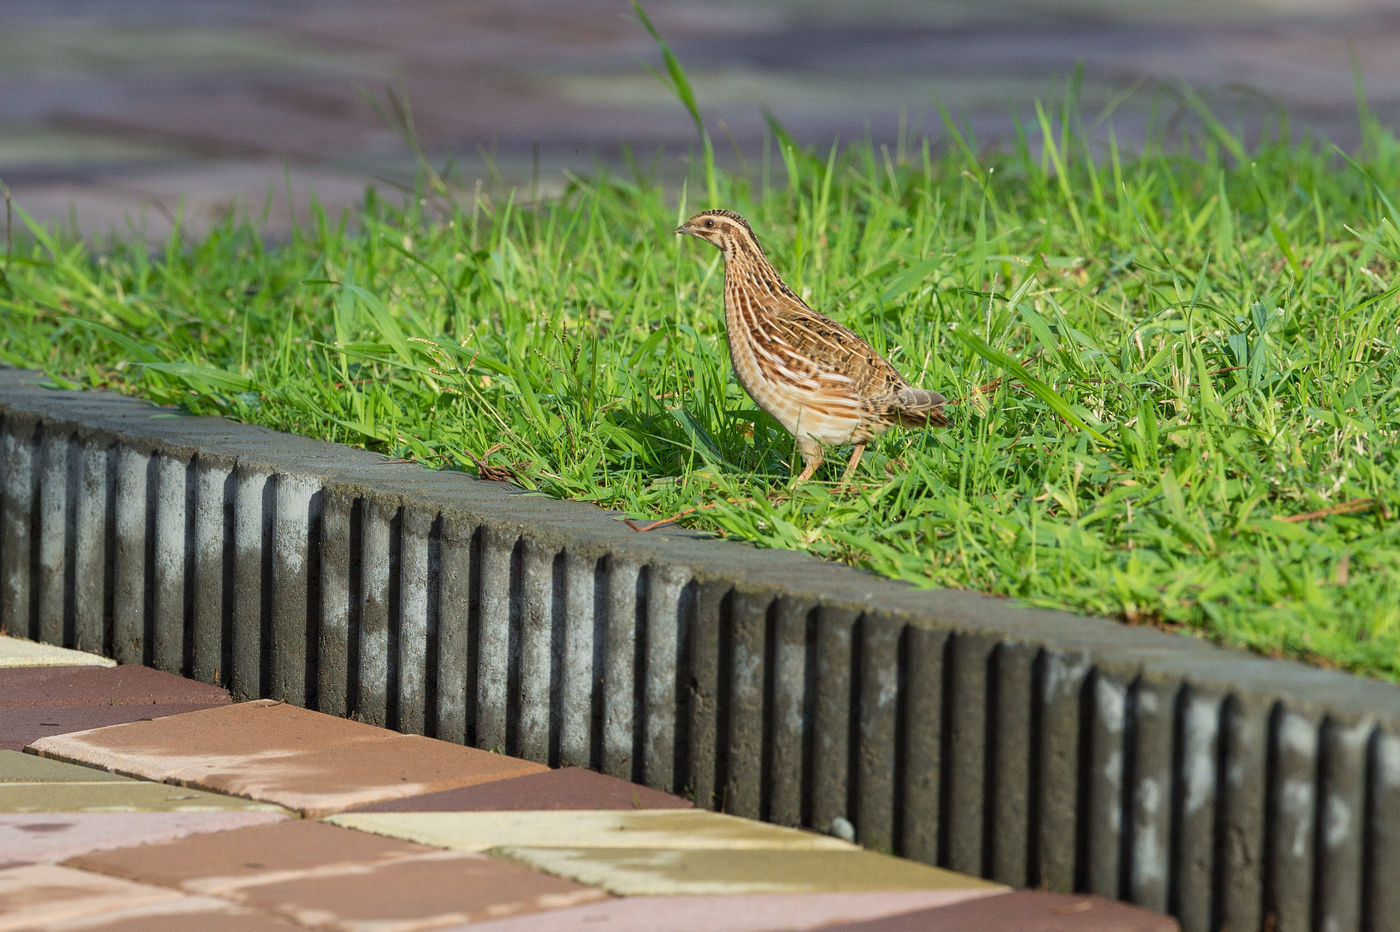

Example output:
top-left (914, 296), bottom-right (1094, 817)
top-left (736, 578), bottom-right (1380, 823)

top-left (0, 367), bottom-right (1395, 932)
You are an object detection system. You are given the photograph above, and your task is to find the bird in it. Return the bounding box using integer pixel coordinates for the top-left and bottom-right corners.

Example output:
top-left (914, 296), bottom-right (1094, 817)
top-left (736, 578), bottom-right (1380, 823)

top-left (675, 208), bottom-right (949, 485)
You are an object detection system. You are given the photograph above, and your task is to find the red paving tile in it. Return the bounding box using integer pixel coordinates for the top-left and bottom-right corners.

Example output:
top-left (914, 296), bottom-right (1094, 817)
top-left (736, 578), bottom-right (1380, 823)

top-left (823, 889), bottom-right (1181, 931)
top-left (32, 699), bottom-right (388, 767)
top-left (1, 664), bottom-right (233, 751)
top-left (67, 818), bottom-right (607, 928)
top-left (30, 700), bottom-right (547, 814)
top-left (0, 665), bottom-right (231, 707)
top-left (345, 765), bottom-right (693, 813)
top-left (2, 704), bottom-right (234, 753)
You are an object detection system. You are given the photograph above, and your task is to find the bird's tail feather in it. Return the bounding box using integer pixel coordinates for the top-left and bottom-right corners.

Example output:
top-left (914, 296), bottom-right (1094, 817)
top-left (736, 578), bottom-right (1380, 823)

top-left (893, 386), bottom-right (950, 427)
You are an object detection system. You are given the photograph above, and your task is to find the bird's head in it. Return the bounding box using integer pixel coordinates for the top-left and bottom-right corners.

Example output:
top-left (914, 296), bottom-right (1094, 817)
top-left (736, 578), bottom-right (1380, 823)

top-left (675, 209), bottom-right (761, 259)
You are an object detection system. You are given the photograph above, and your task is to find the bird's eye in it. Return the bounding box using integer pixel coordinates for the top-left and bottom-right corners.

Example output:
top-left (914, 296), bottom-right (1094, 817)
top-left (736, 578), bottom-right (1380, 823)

top-left (704, 219), bottom-right (714, 228)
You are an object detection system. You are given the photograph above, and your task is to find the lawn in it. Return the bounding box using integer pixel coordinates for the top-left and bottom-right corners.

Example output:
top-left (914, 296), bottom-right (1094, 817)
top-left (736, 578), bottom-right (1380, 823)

top-left (2, 75), bottom-right (1398, 680)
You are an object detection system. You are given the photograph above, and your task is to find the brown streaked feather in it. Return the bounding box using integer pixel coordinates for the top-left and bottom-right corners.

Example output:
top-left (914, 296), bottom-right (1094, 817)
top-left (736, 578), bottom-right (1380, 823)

top-left (732, 275), bottom-right (919, 414)
top-left (677, 208), bottom-right (949, 480)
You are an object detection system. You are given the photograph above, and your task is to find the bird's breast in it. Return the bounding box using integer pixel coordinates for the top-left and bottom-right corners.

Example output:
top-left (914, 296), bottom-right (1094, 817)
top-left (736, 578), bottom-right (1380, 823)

top-left (723, 291), bottom-right (873, 446)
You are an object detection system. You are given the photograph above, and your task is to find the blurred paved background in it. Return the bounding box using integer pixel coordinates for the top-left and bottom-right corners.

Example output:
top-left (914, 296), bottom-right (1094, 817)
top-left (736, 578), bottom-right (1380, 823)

top-left (3, 0), bottom-right (1399, 240)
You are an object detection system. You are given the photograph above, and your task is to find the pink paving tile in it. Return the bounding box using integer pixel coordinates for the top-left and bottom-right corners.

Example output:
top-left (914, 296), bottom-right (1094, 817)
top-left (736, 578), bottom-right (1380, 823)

top-left (237, 850), bottom-right (609, 928)
top-left (29, 700), bottom-right (547, 814)
top-left (823, 889), bottom-right (1181, 931)
top-left (66, 819), bottom-right (432, 888)
top-left (0, 864), bottom-right (180, 931)
top-left (464, 889), bottom-right (1008, 931)
top-left (345, 765), bottom-right (693, 813)
top-left (0, 811), bottom-right (288, 865)
top-left (67, 818), bottom-right (607, 929)
top-left (0, 665), bottom-right (230, 707)
top-left (194, 732), bottom-right (549, 815)
top-left (30, 894), bottom-right (307, 931)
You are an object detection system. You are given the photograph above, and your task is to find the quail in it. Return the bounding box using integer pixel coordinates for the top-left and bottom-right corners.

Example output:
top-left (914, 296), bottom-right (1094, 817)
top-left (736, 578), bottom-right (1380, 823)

top-left (676, 209), bottom-right (948, 483)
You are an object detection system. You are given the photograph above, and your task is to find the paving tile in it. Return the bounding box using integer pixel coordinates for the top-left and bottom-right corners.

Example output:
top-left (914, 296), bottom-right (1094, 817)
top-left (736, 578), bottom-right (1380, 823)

top-left (29, 700), bottom-right (547, 814)
top-left (0, 775), bottom-right (288, 814)
top-left (13, 161), bottom-right (381, 244)
top-left (0, 811), bottom-right (286, 865)
top-left (489, 846), bottom-right (1005, 897)
top-left (68, 818), bottom-right (608, 928)
top-left (0, 864), bottom-right (178, 931)
top-left (463, 889), bottom-right (1009, 931)
top-left (824, 889), bottom-right (1181, 931)
top-left (1, 704), bottom-right (237, 753)
top-left (344, 765), bottom-right (693, 812)
top-left (28, 699), bottom-right (387, 776)
top-left (0, 750), bottom-right (128, 783)
top-left (39, 895), bottom-right (308, 931)
top-left (0, 665), bottom-right (230, 706)
top-left (0, 665), bottom-right (233, 752)
top-left (0, 749), bottom-right (279, 814)
top-left (328, 809), bottom-right (856, 853)
top-left (236, 850), bottom-right (609, 929)
top-left (67, 818), bottom-right (432, 890)
top-left (0, 636), bottom-right (115, 668)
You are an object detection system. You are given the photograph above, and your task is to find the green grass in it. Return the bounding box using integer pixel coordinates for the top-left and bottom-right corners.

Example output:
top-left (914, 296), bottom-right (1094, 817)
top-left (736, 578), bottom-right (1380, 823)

top-left (2, 79), bottom-right (1399, 680)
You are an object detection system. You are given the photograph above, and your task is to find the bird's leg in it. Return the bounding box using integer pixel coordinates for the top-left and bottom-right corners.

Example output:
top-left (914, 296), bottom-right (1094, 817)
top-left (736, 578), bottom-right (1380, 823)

top-left (837, 442), bottom-right (866, 487)
top-left (792, 447), bottom-right (823, 484)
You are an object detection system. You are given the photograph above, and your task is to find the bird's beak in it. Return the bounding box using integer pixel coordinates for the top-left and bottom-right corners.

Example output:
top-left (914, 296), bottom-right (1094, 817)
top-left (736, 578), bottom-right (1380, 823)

top-left (674, 223), bottom-right (690, 236)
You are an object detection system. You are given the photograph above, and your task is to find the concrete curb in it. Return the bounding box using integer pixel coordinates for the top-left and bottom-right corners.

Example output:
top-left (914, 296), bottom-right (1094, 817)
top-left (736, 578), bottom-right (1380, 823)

top-left (1, 367), bottom-right (1395, 932)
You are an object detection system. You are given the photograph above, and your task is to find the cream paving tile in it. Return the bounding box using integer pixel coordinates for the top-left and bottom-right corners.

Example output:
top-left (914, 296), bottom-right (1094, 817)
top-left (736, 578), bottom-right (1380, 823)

top-left (327, 808), bottom-right (857, 853)
top-left (0, 863), bottom-right (179, 931)
top-left (0, 750), bottom-right (129, 782)
top-left (0, 749), bottom-right (285, 813)
top-left (486, 846), bottom-right (1007, 897)
top-left (0, 636), bottom-right (114, 668)
top-left (0, 781), bottom-right (288, 813)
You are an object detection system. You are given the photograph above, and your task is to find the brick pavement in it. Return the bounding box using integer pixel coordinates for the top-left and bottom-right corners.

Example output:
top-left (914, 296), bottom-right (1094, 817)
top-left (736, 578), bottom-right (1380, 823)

top-left (2, 1), bottom-right (1398, 240)
top-left (0, 634), bottom-right (1178, 930)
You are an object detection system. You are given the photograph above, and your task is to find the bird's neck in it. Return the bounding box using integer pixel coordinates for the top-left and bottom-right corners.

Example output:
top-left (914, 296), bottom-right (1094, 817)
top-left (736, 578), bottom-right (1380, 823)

top-left (722, 242), bottom-right (800, 310)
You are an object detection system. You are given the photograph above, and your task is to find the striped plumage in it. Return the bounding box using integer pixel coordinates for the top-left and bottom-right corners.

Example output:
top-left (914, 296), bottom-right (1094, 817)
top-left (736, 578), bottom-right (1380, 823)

top-left (675, 208), bottom-right (948, 484)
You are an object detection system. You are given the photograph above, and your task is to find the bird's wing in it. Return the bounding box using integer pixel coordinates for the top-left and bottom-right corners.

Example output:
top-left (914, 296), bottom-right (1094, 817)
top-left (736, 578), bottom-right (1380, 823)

top-left (764, 300), bottom-right (908, 398)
